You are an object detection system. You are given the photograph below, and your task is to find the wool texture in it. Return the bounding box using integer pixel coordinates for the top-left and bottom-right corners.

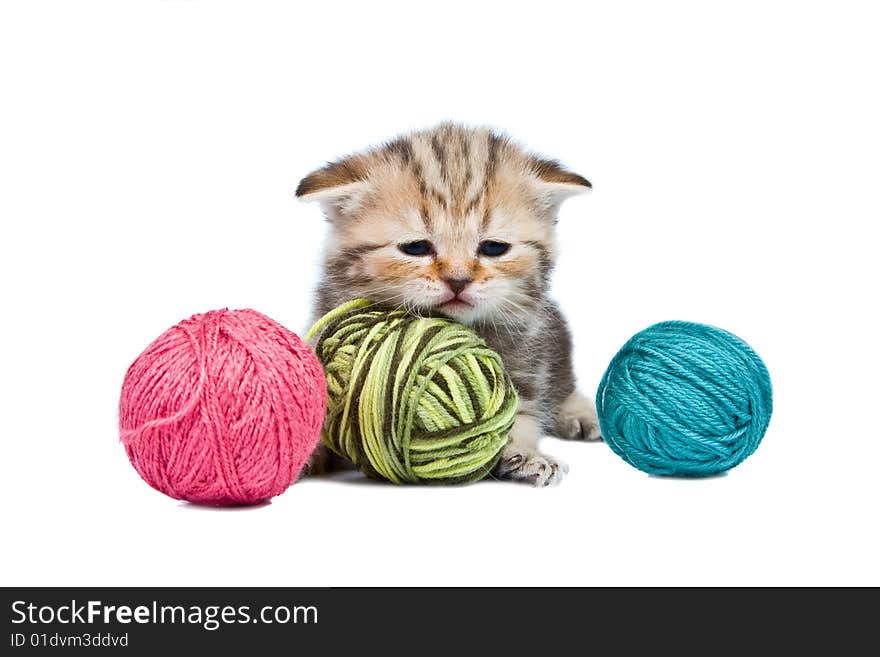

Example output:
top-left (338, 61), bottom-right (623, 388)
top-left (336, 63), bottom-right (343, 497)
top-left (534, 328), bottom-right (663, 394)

top-left (306, 299), bottom-right (517, 484)
top-left (119, 308), bottom-right (326, 505)
top-left (596, 321), bottom-right (772, 477)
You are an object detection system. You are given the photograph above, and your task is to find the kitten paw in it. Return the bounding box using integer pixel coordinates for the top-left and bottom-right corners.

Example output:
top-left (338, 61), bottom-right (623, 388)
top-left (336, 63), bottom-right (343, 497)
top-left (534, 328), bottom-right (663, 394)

top-left (300, 443), bottom-right (335, 476)
top-left (494, 449), bottom-right (568, 487)
top-left (557, 390), bottom-right (602, 441)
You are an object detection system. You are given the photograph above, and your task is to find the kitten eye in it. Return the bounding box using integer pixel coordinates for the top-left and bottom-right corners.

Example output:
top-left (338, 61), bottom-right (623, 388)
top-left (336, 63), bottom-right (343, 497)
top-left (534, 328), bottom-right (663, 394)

top-left (398, 240), bottom-right (435, 256)
top-left (478, 240), bottom-right (511, 257)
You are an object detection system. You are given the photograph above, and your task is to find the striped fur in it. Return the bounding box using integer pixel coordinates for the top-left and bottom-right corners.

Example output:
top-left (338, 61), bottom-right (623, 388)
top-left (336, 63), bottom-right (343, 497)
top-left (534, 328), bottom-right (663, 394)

top-left (297, 123), bottom-right (599, 486)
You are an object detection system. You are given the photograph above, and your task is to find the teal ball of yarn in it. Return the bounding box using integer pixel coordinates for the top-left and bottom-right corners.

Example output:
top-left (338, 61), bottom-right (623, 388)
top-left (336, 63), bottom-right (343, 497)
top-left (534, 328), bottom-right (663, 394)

top-left (596, 321), bottom-right (772, 477)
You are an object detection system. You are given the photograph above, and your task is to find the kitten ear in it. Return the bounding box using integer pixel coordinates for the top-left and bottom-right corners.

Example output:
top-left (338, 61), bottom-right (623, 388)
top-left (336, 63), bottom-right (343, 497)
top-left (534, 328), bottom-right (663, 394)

top-left (529, 157), bottom-right (592, 204)
top-left (295, 157), bottom-right (371, 219)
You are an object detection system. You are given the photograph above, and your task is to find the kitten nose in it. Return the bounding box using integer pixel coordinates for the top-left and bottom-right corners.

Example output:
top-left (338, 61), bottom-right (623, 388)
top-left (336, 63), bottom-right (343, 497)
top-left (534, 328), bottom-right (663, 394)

top-left (444, 278), bottom-right (472, 295)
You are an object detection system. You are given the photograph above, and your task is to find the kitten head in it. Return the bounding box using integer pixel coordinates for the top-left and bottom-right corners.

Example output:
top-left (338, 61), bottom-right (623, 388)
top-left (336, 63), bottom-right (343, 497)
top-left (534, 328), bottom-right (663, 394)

top-left (296, 123), bottom-right (590, 325)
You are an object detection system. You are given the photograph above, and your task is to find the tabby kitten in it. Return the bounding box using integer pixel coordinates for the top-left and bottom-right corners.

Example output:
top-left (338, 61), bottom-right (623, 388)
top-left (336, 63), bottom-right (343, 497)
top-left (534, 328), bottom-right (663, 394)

top-left (296, 123), bottom-right (600, 486)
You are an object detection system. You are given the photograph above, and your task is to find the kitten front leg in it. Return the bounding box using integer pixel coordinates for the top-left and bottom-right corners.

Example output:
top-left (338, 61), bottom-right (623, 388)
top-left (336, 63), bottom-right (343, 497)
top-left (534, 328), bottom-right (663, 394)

top-left (494, 413), bottom-right (568, 487)
top-left (555, 390), bottom-right (603, 441)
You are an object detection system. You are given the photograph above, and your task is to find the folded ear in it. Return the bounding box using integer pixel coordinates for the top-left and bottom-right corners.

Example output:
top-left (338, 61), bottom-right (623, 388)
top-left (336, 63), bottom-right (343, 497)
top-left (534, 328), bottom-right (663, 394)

top-left (529, 157), bottom-right (592, 206)
top-left (295, 157), bottom-right (371, 219)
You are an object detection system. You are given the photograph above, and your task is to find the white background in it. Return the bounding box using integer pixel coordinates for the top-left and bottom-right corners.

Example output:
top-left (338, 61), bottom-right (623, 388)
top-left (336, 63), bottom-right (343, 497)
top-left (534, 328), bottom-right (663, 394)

top-left (1, 0), bottom-right (878, 586)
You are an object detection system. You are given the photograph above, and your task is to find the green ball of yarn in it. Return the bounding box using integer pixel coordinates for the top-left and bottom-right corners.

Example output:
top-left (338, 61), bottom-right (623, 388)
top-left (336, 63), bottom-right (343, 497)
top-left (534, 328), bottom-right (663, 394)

top-left (306, 299), bottom-right (517, 484)
top-left (596, 321), bottom-right (773, 477)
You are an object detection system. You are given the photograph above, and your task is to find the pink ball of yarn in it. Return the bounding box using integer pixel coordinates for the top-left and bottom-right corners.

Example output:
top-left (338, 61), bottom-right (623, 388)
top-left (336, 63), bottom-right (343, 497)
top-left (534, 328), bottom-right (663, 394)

top-left (119, 308), bottom-right (326, 506)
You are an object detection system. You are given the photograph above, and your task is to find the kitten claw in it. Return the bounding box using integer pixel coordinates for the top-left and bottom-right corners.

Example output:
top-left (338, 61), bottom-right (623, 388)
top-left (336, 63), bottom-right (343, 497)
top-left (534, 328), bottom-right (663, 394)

top-left (494, 450), bottom-right (567, 487)
top-left (495, 452), bottom-right (525, 476)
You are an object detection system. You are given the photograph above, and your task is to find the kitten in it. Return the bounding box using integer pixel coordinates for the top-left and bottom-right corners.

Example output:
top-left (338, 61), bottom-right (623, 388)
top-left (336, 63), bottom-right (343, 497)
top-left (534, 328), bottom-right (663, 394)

top-left (296, 123), bottom-right (601, 486)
